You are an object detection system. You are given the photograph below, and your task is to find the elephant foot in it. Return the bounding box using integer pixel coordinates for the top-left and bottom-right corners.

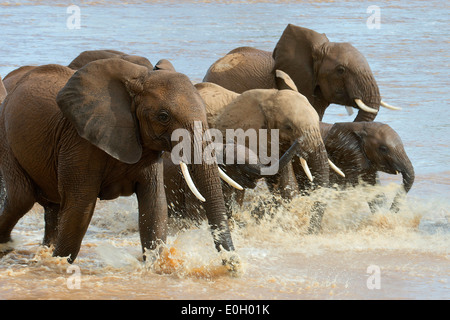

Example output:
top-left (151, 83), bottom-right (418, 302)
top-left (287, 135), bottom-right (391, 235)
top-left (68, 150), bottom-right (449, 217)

top-left (0, 240), bottom-right (15, 258)
top-left (222, 253), bottom-right (243, 277)
top-left (307, 223), bottom-right (322, 235)
top-left (307, 201), bottom-right (325, 234)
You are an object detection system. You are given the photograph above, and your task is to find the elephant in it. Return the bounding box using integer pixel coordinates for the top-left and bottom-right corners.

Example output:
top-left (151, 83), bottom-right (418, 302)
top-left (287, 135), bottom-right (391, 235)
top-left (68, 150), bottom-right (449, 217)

top-left (203, 24), bottom-right (400, 122)
top-left (0, 59), bottom-right (241, 267)
top-left (317, 122), bottom-right (415, 213)
top-left (196, 72), bottom-right (337, 231)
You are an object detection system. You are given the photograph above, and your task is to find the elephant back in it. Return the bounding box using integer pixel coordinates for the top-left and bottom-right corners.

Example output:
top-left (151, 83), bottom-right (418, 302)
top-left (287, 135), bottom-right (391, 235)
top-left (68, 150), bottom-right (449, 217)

top-left (203, 47), bottom-right (276, 93)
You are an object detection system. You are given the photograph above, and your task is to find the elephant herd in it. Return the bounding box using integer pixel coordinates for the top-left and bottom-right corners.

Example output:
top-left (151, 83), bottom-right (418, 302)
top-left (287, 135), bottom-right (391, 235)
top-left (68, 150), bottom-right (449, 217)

top-left (0, 24), bottom-right (414, 270)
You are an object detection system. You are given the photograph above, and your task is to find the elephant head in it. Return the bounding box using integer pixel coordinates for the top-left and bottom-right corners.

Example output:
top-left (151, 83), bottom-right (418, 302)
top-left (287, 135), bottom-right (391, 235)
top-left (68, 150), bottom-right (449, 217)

top-left (56, 58), bottom-right (237, 257)
top-left (273, 24), bottom-right (400, 122)
top-left (323, 122), bottom-right (415, 211)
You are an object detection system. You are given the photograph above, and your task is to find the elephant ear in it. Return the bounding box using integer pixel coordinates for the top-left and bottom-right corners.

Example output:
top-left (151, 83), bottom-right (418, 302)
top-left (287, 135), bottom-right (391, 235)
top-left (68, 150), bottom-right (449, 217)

top-left (273, 24), bottom-right (329, 101)
top-left (275, 70), bottom-right (298, 92)
top-left (324, 122), bottom-right (369, 171)
top-left (56, 58), bottom-right (149, 164)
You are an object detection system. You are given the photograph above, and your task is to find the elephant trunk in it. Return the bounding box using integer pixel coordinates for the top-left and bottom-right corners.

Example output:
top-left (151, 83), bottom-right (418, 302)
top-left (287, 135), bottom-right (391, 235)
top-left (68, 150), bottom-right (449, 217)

top-left (293, 127), bottom-right (330, 189)
top-left (351, 73), bottom-right (381, 122)
top-left (391, 156), bottom-right (415, 212)
top-left (290, 127), bottom-right (329, 233)
top-left (187, 124), bottom-right (235, 254)
top-left (239, 139), bottom-right (301, 178)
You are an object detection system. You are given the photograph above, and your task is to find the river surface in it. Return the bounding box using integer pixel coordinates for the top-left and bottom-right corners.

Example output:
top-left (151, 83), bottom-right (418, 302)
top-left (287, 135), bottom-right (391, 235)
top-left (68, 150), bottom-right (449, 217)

top-left (0, 0), bottom-right (448, 300)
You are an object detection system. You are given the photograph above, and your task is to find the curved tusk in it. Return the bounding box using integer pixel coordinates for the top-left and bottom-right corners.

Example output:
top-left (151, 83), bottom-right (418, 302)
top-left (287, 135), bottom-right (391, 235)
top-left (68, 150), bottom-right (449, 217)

top-left (218, 167), bottom-right (243, 190)
top-left (355, 99), bottom-right (378, 114)
top-left (381, 100), bottom-right (402, 111)
top-left (328, 159), bottom-right (345, 177)
top-left (300, 157), bottom-right (313, 182)
top-left (180, 161), bottom-right (206, 202)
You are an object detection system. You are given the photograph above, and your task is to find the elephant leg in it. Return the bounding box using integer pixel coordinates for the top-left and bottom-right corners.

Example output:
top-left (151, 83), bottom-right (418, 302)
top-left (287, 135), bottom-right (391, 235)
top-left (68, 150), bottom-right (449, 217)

top-left (52, 157), bottom-right (101, 262)
top-left (41, 201), bottom-right (60, 247)
top-left (368, 194), bottom-right (387, 213)
top-left (307, 201), bottom-right (326, 234)
top-left (52, 196), bottom-right (97, 263)
top-left (0, 160), bottom-right (36, 245)
top-left (364, 173), bottom-right (387, 213)
top-left (136, 159), bottom-right (168, 255)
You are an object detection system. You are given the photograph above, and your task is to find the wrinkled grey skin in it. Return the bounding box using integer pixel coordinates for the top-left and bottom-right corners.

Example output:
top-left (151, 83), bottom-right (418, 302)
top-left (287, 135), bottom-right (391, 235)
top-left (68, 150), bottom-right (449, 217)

top-left (204, 24), bottom-right (384, 122)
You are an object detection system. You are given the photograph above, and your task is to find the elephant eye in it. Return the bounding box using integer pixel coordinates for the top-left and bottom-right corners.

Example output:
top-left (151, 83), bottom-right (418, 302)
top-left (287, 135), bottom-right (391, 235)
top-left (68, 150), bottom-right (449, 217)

top-left (282, 122), bottom-right (293, 132)
top-left (336, 66), bottom-right (346, 75)
top-left (157, 110), bottom-right (171, 124)
top-left (379, 145), bottom-right (389, 153)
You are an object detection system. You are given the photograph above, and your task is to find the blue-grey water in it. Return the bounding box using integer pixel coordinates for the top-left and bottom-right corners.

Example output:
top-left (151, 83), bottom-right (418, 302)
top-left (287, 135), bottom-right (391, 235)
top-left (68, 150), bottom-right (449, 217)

top-left (0, 0), bottom-right (448, 300)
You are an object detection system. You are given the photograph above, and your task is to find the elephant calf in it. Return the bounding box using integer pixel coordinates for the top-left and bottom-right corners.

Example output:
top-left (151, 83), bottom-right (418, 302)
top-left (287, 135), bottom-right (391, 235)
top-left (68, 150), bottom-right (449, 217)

top-left (319, 121), bottom-right (414, 212)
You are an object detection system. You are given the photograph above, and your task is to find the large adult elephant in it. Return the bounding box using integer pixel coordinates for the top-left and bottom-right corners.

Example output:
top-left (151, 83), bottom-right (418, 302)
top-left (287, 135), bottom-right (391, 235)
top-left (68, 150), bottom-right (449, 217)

top-left (319, 122), bottom-right (415, 212)
top-left (0, 59), bottom-right (239, 268)
top-left (203, 24), bottom-right (400, 122)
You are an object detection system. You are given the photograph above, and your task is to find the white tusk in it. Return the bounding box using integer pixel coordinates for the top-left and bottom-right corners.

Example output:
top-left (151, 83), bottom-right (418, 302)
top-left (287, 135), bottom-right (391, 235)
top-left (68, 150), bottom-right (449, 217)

top-left (218, 167), bottom-right (243, 190)
top-left (328, 159), bottom-right (345, 177)
top-left (180, 161), bottom-right (206, 202)
top-left (381, 100), bottom-right (402, 111)
top-left (300, 157), bottom-right (313, 182)
top-left (355, 99), bottom-right (378, 114)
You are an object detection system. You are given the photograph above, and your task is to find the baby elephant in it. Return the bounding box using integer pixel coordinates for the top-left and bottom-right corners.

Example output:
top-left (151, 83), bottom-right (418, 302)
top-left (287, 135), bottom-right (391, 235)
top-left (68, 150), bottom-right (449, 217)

top-left (319, 121), bottom-right (415, 212)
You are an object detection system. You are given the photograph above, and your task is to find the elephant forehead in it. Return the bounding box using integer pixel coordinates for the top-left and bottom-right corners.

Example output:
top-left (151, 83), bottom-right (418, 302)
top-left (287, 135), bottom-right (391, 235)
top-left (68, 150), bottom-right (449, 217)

top-left (326, 42), bottom-right (369, 68)
top-left (377, 124), bottom-right (403, 145)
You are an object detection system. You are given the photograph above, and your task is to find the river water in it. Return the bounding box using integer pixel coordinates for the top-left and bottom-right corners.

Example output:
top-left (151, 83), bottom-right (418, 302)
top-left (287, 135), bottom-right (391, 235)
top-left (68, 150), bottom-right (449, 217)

top-left (0, 0), bottom-right (448, 300)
